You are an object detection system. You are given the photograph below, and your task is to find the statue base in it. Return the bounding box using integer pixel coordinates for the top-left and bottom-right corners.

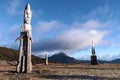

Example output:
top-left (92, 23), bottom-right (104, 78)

top-left (91, 55), bottom-right (98, 65)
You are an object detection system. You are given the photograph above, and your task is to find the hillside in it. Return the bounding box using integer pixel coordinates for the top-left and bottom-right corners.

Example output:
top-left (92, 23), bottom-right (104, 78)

top-left (49, 52), bottom-right (79, 63)
top-left (110, 59), bottom-right (120, 63)
top-left (0, 47), bottom-right (44, 64)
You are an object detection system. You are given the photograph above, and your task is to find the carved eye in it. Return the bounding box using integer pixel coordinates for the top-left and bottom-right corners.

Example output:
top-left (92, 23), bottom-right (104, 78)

top-left (26, 12), bottom-right (28, 15)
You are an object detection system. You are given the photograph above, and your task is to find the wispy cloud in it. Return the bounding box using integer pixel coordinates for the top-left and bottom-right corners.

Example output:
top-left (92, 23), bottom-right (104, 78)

top-left (7, 0), bottom-right (23, 15)
top-left (8, 24), bottom-right (20, 39)
top-left (0, 33), bottom-right (2, 41)
top-left (32, 20), bottom-right (67, 42)
top-left (35, 20), bottom-right (62, 33)
top-left (32, 9), bottom-right (43, 20)
top-left (0, 24), bottom-right (21, 49)
top-left (83, 4), bottom-right (112, 20)
top-left (98, 54), bottom-right (120, 61)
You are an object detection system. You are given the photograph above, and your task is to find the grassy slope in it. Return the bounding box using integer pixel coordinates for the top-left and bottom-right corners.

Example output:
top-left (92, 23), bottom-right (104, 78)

top-left (0, 47), bottom-right (44, 64)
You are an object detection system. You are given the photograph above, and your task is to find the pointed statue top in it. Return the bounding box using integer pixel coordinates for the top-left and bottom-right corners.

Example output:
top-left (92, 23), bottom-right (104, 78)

top-left (45, 52), bottom-right (48, 56)
top-left (25, 3), bottom-right (31, 11)
top-left (24, 3), bottom-right (32, 24)
top-left (92, 40), bottom-right (94, 47)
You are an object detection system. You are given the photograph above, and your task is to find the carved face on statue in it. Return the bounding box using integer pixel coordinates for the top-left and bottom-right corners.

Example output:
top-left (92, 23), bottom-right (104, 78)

top-left (24, 4), bottom-right (32, 24)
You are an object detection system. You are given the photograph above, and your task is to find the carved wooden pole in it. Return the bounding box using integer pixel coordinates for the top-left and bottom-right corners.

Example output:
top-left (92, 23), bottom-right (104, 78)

top-left (16, 3), bottom-right (32, 73)
top-left (45, 52), bottom-right (48, 65)
top-left (91, 40), bottom-right (98, 65)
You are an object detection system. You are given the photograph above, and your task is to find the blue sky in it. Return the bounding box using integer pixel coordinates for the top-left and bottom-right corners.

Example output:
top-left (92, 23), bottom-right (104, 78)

top-left (0, 0), bottom-right (120, 60)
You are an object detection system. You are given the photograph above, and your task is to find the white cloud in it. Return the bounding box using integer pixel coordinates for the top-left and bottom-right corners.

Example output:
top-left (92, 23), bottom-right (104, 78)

top-left (7, 0), bottom-right (23, 15)
top-left (83, 4), bottom-right (112, 20)
top-left (33, 19), bottom-right (109, 52)
top-left (33, 20), bottom-right (67, 41)
top-left (78, 54), bottom-right (120, 61)
top-left (83, 20), bottom-right (101, 28)
top-left (98, 54), bottom-right (120, 61)
top-left (0, 33), bottom-right (2, 41)
top-left (32, 9), bottom-right (43, 20)
top-left (79, 55), bottom-right (91, 60)
top-left (56, 29), bottom-right (106, 50)
top-left (1, 24), bottom-right (21, 49)
top-left (8, 24), bottom-right (20, 39)
top-left (36, 20), bottom-right (60, 33)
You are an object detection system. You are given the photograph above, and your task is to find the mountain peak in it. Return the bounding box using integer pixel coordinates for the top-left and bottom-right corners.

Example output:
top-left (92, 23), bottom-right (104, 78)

top-left (57, 52), bottom-right (68, 56)
top-left (49, 52), bottom-right (79, 63)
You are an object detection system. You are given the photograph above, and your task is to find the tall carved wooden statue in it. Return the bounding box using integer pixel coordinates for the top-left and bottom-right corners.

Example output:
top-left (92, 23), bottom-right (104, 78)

top-left (45, 52), bottom-right (48, 65)
top-left (16, 3), bottom-right (32, 73)
top-left (91, 41), bottom-right (98, 65)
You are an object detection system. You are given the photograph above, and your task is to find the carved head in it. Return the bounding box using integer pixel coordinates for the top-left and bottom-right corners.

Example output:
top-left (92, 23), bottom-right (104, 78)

top-left (24, 3), bottom-right (32, 24)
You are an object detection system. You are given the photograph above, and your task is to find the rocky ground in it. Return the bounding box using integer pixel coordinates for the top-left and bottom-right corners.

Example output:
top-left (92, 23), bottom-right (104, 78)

top-left (0, 61), bottom-right (120, 80)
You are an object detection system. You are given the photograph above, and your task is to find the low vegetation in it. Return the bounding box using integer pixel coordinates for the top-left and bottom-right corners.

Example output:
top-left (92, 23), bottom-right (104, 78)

top-left (0, 47), bottom-right (44, 64)
top-left (0, 62), bottom-right (119, 80)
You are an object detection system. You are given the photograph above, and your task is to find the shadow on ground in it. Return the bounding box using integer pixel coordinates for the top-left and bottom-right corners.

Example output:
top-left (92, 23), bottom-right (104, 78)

top-left (0, 70), bottom-right (16, 73)
top-left (41, 75), bottom-right (120, 80)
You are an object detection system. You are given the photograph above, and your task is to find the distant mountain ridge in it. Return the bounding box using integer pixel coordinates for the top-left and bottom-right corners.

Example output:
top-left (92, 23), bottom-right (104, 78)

top-left (0, 47), bottom-right (119, 64)
top-left (110, 59), bottom-right (120, 63)
top-left (49, 52), bottom-right (120, 64)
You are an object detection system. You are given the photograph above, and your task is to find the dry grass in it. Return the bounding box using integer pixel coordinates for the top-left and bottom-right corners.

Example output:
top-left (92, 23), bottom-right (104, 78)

top-left (0, 61), bottom-right (120, 80)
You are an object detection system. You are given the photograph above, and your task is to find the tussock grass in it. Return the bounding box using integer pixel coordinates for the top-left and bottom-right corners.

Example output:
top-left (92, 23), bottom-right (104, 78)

top-left (0, 61), bottom-right (119, 80)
